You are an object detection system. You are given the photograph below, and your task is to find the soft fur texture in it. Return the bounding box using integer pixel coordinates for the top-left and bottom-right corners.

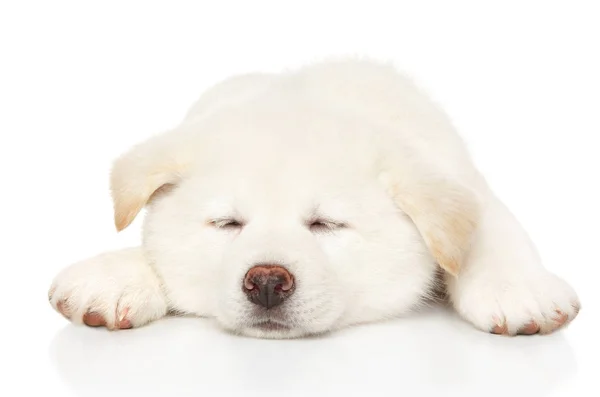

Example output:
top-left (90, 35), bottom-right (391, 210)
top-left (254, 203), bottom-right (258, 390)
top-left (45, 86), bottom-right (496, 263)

top-left (49, 58), bottom-right (580, 338)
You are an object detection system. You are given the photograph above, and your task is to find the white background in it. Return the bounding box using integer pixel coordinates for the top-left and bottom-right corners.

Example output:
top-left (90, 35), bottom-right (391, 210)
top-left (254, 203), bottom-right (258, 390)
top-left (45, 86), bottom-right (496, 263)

top-left (1, 1), bottom-right (598, 396)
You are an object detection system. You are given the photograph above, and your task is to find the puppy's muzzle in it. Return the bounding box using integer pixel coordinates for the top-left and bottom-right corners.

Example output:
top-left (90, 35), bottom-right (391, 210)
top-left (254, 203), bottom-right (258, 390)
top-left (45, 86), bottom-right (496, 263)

top-left (243, 265), bottom-right (295, 309)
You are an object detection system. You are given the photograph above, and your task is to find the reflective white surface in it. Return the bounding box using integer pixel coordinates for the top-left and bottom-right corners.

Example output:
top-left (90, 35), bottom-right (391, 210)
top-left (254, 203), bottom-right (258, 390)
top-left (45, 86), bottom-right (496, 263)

top-left (40, 306), bottom-right (587, 397)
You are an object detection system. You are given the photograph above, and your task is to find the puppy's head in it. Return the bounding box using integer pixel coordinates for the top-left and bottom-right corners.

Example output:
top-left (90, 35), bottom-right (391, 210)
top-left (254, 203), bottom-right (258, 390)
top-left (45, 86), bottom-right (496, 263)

top-left (110, 103), bottom-right (479, 338)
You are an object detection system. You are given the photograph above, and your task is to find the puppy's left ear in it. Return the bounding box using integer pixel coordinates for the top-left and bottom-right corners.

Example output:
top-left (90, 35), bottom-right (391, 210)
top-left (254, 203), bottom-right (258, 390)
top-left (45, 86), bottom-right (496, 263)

top-left (380, 166), bottom-right (481, 277)
top-left (110, 132), bottom-right (191, 231)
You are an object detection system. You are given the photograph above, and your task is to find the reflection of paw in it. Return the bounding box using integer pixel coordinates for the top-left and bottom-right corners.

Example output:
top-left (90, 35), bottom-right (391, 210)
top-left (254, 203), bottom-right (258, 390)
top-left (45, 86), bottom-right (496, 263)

top-left (451, 270), bottom-right (580, 336)
top-left (48, 249), bottom-right (168, 330)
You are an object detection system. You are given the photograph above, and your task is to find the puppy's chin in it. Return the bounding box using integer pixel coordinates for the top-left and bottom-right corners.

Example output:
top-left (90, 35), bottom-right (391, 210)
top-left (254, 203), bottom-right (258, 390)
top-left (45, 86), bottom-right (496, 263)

top-left (238, 324), bottom-right (309, 340)
top-left (220, 320), bottom-right (330, 339)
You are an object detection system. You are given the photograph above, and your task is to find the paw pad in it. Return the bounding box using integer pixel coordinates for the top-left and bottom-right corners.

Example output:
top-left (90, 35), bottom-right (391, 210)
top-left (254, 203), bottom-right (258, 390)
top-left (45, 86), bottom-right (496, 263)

top-left (116, 307), bottom-right (132, 329)
top-left (490, 305), bottom-right (580, 336)
top-left (82, 311), bottom-right (107, 327)
top-left (490, 322), bottom-right (508, 335)
top-left (552, 310), bottom-right (568, 326)
top-left (56, 300), bottom-right (72, 319)
top-left (518, 321), bottom-right (540, 335)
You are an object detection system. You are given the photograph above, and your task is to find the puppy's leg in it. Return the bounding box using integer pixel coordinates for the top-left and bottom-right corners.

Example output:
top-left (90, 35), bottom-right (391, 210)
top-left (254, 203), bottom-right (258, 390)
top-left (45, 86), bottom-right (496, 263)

top-left (445, 192), bottom-right (581, 335)
top-left (49, 247), bottom-right (167, 330)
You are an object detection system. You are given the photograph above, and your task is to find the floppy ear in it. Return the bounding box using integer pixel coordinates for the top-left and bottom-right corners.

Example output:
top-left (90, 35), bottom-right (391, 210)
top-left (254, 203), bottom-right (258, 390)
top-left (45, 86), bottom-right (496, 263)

top-left (110, 132), bottom-right (190, 231)
top-left (380, 166), bottom-right (481, 277)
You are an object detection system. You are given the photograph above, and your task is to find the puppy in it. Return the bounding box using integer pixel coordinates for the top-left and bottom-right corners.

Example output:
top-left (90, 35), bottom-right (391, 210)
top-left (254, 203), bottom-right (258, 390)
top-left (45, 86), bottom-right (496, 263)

top-left (48, 58), bottom-right (580, 338)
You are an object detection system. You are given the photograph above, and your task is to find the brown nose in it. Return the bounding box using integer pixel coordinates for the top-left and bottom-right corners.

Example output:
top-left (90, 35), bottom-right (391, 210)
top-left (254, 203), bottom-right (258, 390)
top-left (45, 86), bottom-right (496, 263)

top-left (243, 265), bottom-right (295, 309)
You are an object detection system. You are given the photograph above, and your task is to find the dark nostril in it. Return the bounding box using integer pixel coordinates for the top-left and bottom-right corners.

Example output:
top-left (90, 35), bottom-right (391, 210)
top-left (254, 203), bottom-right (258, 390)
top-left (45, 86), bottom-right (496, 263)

top-left (243, 265), bottom-right (295, 309)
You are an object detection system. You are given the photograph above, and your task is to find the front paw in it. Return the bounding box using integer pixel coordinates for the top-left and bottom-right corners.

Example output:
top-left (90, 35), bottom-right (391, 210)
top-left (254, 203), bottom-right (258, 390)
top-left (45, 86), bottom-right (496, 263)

top-left (449, 271), bottom-right (581, 336)
top-left (48, 250), bottom-right (168, 330)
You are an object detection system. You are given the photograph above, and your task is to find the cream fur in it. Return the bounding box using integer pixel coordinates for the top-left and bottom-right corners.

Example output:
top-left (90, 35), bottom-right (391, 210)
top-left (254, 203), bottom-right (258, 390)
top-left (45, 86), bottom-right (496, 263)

top-left (49, 58), bottom-right (580, 338)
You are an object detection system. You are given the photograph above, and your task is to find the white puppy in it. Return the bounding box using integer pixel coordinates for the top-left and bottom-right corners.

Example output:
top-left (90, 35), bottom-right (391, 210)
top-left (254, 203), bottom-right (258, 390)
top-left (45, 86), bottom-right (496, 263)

top-left (49, 58), bottom-right (580, 338)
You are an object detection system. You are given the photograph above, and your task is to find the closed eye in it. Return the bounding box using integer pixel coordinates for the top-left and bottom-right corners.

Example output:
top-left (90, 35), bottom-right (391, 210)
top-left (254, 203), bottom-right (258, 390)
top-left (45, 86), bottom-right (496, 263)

top-left (209, 218), bottom-right (245, 230)
top-left (307, 218), bottom-right (347, 233)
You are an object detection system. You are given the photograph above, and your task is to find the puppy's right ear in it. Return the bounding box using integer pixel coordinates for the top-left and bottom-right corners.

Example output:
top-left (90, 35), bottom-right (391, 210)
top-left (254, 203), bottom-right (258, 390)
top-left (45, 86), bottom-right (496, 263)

top-left (110, 132), bottom-right (191, 231)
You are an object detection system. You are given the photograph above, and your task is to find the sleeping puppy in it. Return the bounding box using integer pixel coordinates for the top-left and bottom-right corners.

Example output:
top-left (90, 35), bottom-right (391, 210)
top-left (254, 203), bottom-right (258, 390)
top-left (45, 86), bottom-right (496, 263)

top-left (48, 58), bottom-right (580, 338)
